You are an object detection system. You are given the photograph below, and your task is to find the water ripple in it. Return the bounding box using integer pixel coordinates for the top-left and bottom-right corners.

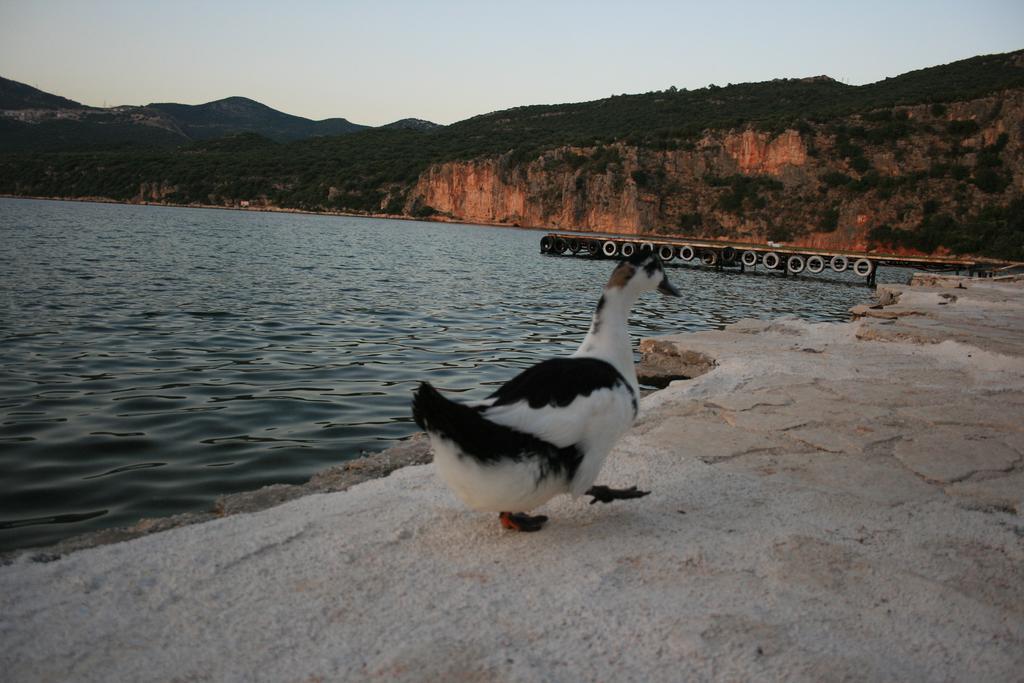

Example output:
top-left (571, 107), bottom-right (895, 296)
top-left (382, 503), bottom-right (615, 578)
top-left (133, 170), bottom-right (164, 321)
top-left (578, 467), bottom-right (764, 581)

top-left (0, 198), bottom-right (897, 552)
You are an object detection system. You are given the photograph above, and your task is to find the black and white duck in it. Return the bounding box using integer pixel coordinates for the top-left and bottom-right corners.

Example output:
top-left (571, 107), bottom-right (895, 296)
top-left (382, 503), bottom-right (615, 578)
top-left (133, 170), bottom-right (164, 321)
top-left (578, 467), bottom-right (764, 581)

top-left (412, 250), bottom-right (680, 531)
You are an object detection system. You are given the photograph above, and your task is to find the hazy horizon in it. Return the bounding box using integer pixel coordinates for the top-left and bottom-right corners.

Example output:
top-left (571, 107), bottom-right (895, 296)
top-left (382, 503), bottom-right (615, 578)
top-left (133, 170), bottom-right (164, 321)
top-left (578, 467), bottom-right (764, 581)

top-left (2, 0), bottom-right (1022, 126)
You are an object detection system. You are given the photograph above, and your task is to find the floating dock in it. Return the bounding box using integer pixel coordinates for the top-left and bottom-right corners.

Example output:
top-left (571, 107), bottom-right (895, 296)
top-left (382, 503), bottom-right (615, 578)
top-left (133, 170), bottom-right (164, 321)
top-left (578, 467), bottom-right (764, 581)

top-left (539, 231), bottom-right (1018, 284)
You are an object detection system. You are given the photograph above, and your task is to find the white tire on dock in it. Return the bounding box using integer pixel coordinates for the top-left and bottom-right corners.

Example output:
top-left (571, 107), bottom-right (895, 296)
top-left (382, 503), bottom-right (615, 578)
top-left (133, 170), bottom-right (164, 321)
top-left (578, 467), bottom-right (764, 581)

top-left (787, 255), bottom-right (806, 274)
top-left (620, 242), bottom-right (637, 257)
top-left (678, 245), bottom-right (696, 261)
top-left (806, 255), bottom-right (826, 273)
top-left (830, 255), bottom-right (849, 272)
top-left (602, 241), bottom-right (618, 257)
top-left (762, 252), bottom-right (781, 269)
top-left (658, 245), bottom-right (675, 261)
top-left (741, 250), bottom-right (758, 267)
top-left (853, 258), bottom-right (874, 277)
top-left (701, 250), bottom-right (718, 266)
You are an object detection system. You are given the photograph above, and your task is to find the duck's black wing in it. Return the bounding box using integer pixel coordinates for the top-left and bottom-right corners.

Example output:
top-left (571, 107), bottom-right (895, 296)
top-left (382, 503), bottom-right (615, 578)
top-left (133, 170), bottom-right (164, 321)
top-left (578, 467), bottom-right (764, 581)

top-left (481, 357), bottom-right (638, 449)
top-left (412, 382), bottom-right (582, 477)
top-left (488, 358), bottom-right (634, 409)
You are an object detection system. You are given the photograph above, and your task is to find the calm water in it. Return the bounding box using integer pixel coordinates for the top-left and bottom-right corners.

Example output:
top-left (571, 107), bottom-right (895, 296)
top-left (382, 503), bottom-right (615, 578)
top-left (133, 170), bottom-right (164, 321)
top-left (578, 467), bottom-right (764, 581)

top-left (0, 198), bottom-right (893, 552)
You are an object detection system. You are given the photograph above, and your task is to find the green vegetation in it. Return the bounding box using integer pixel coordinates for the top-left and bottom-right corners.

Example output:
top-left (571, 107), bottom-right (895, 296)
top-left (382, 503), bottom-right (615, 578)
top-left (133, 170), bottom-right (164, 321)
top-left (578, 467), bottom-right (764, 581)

top-left (677, 213), bottom-right (703, 230)
top-left (818, 207), bottom-right (840, 232)
top-left (767, 223), bottom-right (794, 242)
top-left (820, 171), bottom-right (853, 188)
top-left (972, 168), bottom-right (1011, 193)
top-left (0, 129), bottom-right (443, 211)
top-left (0, 49), bottom-right (1021, 258)
top-left (947, 119), bottom-right (980, 137)
top-left (971, 133), bottom-right (1012, 193)
top-left (868, 199), bottom-right (1024, 259)
top-left (708, 175), bottom-right (784, 214)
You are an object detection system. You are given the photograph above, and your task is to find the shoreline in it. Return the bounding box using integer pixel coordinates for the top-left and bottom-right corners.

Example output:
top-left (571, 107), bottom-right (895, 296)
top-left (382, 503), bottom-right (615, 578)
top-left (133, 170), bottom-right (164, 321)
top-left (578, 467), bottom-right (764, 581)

top-left (0, 193), bottom-right (548, 233)
top-left (1, 192), bottom-right (886, 561)
top-left (3, 274), bottom-right (1023, 680)
top-left (6, 194), bottom-right (1019, 269)
top-left (0, 434), bottom-right (434, 564)
top-left (1, 360), bottom-right (687, 564)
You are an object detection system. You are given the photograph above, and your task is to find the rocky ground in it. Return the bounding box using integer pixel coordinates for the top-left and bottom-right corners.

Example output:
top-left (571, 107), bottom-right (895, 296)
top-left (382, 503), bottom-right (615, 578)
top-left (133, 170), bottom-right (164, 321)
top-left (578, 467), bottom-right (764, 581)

top-left (2, 276), bottom-right (1022, 682)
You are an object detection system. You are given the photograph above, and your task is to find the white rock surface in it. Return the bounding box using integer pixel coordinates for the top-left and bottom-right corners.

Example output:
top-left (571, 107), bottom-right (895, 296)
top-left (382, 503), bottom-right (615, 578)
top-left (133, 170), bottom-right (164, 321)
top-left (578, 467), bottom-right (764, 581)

top-left (2, 278), bottom-right (1023, 682)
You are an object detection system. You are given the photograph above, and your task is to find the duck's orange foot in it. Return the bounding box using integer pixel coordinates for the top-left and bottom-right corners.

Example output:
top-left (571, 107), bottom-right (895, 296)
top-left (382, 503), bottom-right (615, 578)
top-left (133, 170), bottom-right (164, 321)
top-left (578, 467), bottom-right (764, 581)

top-left (499, 511), bottom-right (548, 532)
top-left (586, 485), bottom-right (650, 504)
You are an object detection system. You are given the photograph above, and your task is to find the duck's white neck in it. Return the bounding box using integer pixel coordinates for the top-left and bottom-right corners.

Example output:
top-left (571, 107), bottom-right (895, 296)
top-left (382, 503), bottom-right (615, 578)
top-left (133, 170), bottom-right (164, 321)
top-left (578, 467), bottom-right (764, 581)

top-left (573, 286), bottom-right (639, 390)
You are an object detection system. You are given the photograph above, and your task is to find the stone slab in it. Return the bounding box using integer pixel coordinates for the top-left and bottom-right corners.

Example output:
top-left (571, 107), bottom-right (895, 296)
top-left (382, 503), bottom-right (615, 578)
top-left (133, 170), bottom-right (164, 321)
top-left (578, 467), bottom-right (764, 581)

top-left (893, 429), bottom-right (1021, 483)
top-left (3, 279), bottom-right (1024, 682)
top-left (944, 470), bottom-right (1024, 513)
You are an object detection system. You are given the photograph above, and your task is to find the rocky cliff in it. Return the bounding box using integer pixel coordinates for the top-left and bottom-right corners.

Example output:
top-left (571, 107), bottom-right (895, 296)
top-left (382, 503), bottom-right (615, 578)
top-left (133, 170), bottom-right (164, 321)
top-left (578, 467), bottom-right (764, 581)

top-left (4, 52), bottom-right (1022, 258)
top-left (406, 90), bottom-right (1023, 256)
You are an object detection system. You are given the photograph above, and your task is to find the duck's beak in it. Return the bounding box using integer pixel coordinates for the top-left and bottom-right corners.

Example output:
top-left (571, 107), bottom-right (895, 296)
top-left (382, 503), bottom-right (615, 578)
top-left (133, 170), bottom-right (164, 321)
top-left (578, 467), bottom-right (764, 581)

top-left (658, 276), bottom-right (681, 297)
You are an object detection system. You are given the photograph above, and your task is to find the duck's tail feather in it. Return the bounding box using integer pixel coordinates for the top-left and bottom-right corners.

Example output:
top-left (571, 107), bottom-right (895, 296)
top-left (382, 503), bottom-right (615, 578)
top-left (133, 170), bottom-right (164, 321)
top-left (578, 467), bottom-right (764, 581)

top-left (412, 382), bottom-right (580, 469)
top-left (412, 381), bottom-right (499, 460)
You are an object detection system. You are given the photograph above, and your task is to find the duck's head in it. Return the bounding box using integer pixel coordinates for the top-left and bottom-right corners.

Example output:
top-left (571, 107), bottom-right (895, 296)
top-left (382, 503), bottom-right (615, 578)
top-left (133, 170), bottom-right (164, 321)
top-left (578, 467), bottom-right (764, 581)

top-left (607, 249), bottom-right (681, 298)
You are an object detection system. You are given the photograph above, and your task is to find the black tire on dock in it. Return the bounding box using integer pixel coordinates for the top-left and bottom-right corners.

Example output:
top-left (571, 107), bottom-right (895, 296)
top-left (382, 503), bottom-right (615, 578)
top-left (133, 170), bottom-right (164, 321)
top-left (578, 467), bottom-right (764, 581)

top-left (621, 242), bottom-right (637, 257)
top-left (540, 236), bottom-right (553, 253)
top-left (602, 241), bottom-right (618, 257)
top-left (853, 258), bottom-right (874, 277)
top-left (787, 255), bottom-right (806, 274)
top-left (640, 242), bottom-right (655, 253)
top-left (568, 239), bottom-right (582, 254)
top-left (587, 240), bottom-right (601, 257)
top-left (658, 245), bottom-right (675, 262)
top-left (762, 252), bottom-right (781, 269)
top-left (722, 247), bottom-right (737, 263)
top-left (741, 250), bottom-right (758, 267)
top-left (553, 238), bottom-right (567, 254)
top-left (701, 250), bottom-right (718, 266)
top-left (678, 245), bottom-right (696, 261)
top-left (830, 255), bottom-right (849, 273)
top-left (806, 255), bottom-right (826, 274)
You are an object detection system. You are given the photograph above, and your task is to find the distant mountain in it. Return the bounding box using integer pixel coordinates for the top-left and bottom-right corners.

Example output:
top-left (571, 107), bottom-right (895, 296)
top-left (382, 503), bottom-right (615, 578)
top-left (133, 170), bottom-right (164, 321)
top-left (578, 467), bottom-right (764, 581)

top-left (0, 76), bottom-right (83, 110)
top-left (2, 50), bottom-right (1023, 260)
top-left (0, 79), bottom-right (379, 150)
top-left (380, 118), bottom-right (443, 131)
top-left (146, 97), bottom-right (368, 141)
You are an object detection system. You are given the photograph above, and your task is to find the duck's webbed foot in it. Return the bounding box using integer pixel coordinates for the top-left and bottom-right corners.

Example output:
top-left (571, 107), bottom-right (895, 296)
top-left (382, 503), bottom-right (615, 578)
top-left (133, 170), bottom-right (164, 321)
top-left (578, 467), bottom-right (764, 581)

top-left (499, 511), bottom-right (548, 532)
top-left (586, 485), bottom-right (650, 505)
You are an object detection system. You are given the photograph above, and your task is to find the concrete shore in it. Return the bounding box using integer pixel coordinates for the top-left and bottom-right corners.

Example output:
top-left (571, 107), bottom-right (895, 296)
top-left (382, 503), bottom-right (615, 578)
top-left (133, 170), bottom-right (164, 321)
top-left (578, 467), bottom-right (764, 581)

top-left (2, 277), bottom-right (1023, 682)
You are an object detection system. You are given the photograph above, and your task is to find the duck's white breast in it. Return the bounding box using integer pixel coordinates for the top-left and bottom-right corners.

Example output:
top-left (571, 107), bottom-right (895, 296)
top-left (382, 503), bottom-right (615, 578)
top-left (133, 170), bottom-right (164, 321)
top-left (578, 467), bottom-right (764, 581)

top-left (431, 436), bottom-right (569, 512)
top-left (483, 385), bottom-right (636, 450)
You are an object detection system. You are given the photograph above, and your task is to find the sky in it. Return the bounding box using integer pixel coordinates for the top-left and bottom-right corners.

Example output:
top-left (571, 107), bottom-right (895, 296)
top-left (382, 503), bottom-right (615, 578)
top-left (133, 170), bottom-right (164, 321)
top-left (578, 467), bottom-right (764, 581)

top-left (1, 0), bottom-right (1022, 126)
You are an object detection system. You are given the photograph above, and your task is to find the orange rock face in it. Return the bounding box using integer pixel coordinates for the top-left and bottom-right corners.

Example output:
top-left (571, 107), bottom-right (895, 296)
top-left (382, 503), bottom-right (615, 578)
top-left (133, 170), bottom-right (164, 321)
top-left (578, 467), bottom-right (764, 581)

top-left (408, 135), bottom-right (804, 237)
top-left (404, 90), bottom-right (1023, 256)
top-left (414, 160), bottom-right (528, 224)
top-left (410, 152), bottom-right (653, 232)
top-left (722, 129), bottom-right (808, 175)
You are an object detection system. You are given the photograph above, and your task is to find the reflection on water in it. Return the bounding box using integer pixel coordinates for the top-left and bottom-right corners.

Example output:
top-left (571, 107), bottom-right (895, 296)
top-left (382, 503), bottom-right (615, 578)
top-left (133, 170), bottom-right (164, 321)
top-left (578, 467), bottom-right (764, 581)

top-left (0, 198), bottom-right (892, 552)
